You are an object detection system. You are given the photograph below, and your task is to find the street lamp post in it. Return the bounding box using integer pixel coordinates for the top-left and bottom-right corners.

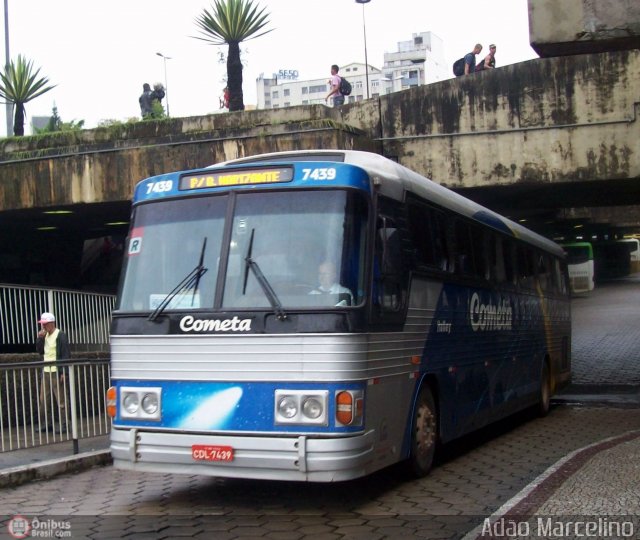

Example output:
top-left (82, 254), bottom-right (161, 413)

top-left (355, 0), bottom-right (370, 100)
top-left (156, 52), bottom-right (171, 116)
top-left (4, 0), bottom-right (12, 136)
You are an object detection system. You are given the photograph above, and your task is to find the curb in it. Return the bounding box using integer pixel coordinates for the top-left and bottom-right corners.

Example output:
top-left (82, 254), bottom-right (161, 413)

top-left (0, 450), bottom-right (112, 489)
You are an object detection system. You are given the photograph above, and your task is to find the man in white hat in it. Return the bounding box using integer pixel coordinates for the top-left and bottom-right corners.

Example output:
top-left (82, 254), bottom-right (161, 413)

top-left (36, 312), bottom-right (70, 432)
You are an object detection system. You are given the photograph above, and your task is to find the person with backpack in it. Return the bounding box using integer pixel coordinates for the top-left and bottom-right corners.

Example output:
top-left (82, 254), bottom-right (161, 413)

top-left (453, 44), bottom-right (483, 76)
top-left (325, 64), bottom-right (345, 107)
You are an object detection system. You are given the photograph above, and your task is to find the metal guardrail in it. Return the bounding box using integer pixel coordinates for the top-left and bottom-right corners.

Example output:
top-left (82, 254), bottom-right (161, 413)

top-left (0, 358), bottom-right (111, 453)
top-left (0, 284), bottom-right (115, 348)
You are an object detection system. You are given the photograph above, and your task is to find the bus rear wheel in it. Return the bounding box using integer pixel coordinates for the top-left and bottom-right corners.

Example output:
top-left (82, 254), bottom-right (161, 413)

top-left (407, 386), bottom-right (438, 477)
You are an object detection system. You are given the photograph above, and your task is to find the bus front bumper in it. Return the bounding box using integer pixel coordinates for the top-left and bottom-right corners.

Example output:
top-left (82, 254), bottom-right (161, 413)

top-left (110, 427), bottom-right (377, 482)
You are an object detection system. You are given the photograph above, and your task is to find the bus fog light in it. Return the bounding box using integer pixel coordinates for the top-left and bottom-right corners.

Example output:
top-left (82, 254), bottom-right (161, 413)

top-left (123, 392), bottom-right (139, 414)
top-left (278, 396), bottom-right (298, 419)
top-left (142, 393), bottom-right (159, 414)
top-left (302, 397), bottom-right (323, 419)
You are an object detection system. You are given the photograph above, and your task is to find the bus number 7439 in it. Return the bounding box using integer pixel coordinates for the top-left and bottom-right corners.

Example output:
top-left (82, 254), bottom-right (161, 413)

top-left (301, 168), bottom-right (336, 181)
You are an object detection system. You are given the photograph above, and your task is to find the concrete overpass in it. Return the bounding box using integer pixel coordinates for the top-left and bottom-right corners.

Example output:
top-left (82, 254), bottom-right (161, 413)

top-left (0, 1), bottom-right (638, 291)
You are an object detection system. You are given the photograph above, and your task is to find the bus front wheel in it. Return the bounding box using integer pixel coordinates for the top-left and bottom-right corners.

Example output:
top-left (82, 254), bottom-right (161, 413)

top-left (407, 385), bottom-right (438, 477)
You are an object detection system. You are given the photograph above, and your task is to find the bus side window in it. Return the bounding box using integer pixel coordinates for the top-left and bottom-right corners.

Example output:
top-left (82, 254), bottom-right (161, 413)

top-left (454, 220), bottom-right (488, 280)
top-left (516, 244), bottom-right (536, 290)
top-left (553, 258), bottom-right (568, 295)
top-left (373, 198), bottom-right (409, 316)
top-left (491, 236), bottom-right (507, 283)
top-left (502, 238), bottom-right (517, 286)
top-left (537, 253), bottom-right (551, 293)
top-left (407, 203), bottom-right (450, 272)
top-left (376, 222), bottom-right (403, 310)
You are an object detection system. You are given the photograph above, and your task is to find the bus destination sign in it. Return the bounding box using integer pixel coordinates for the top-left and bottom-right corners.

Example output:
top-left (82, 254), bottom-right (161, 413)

top-left (179, 167), bottom-right (294, 190)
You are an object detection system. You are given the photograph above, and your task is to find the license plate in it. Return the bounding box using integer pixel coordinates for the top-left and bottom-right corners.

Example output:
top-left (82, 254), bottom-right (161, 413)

top-left (191, 444), bottom-right (234, 462)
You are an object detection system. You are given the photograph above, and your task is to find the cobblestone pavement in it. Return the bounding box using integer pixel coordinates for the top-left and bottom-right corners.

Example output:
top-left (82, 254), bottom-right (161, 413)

top-left (1, 276), bottom-right (639, 539)
top-left (570, 275), bottom-right (640, 386)
top-left (2, 406), bottom-right (639, 539)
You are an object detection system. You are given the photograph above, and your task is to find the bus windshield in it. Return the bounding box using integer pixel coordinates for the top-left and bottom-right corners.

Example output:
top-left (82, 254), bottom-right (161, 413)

top-left (117, 189), bottom-right (368, 312)
top-left (564, 244), bottom-right (592, 265)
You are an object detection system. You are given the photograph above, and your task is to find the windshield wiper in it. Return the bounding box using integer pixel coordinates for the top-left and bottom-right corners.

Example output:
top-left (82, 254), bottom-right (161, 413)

top-left (243, 229), bottom-right (287, 321)
top-left (148, 237), bottom-right (208, 322)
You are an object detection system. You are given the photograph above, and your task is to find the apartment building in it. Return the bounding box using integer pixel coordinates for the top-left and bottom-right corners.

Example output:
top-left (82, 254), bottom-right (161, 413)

top-left (255, 31), bottom-right (447, 110)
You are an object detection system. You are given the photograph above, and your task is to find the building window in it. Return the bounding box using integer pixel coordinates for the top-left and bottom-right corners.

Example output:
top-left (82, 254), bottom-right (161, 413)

top-left (272, 91), bottom-right (279, 99)
top-left (355, 80), bottom-right (363, 89)
top-left (284, 102), bottom-right (290, 107)
top-left (372, 79), bottom-right (379, 88)
top-left (302, 100), bottom-right (308, 105)
top-left (302, 87), bottom-right (308, 94)
top-left (284, 89), bottom-right (290, 97)
top-left (309, 84), bottom-right (326, 93)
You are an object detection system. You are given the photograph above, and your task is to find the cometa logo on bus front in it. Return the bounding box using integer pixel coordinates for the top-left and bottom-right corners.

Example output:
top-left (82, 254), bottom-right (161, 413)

top-left (179, 315), bottom-right (252, 333)
top-left (469, 292), bottom-right (513, 332)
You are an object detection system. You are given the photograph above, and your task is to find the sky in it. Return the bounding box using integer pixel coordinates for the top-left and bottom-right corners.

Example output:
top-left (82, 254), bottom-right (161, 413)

top-left (4, 0), bottom-right (538, 136)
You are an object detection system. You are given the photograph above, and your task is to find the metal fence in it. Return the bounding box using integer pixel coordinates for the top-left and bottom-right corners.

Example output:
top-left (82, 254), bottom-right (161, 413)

top-left (0, 284), bottom-right (115, 350)
top-left (0, 358), bottom-right (111, 453)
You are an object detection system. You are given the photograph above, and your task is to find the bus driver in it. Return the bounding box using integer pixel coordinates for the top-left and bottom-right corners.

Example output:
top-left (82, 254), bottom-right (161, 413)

top-left (309, 260), bottom-right (354, 305)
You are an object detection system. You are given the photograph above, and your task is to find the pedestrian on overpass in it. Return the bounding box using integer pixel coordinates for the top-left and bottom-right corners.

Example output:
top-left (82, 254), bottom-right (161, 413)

top-left (476, 44), bottom-right (497, 71)
top-left (36, 312), bottom-right (70, 432)
top-left (464, 44), bottom-right (483, 74)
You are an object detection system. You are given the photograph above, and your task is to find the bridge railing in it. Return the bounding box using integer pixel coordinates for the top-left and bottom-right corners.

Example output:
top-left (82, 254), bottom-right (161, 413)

top-left (0, 358), bottom-right (111, 453)
top-left (0, 284), bottom-right (115, 351)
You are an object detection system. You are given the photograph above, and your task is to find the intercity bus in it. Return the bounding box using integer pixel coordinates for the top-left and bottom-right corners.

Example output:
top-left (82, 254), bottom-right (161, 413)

top-left (108, 150), bottom-right (571, 482)
top-left (619, 238), bottom-right (640, 274)
top-left (561, 241), bottom-right (595, 294)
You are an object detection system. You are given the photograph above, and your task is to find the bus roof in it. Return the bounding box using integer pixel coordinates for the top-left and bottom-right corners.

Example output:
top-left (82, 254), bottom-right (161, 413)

top-left (221, 150), bottom-right (565, 258)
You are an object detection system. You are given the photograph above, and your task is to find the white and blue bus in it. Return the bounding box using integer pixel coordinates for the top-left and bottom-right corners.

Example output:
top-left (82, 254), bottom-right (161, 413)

top-left (561, 241), bottom-right (595, 294)
top-left (108, 150), bottom-right (571, 482)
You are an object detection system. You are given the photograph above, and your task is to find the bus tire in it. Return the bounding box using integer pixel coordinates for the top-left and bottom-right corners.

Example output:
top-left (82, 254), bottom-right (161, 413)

top-left (407, 385), bottom-right (438, 477)
top-left (537, 362), bottom-right (551, 417)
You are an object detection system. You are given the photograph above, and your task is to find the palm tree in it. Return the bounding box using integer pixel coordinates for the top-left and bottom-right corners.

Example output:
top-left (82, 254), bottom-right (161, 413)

top-left (0, 55), bottom-right (56, 136)
top-left (194, 0), bottom-right (272, 112)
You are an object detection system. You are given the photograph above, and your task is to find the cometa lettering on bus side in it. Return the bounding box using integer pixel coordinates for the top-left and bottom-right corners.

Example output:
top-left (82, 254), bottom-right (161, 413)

top-left (469, 292), bottom-right (513, 332)
top-left (179, 315), bottom-right (252, 333)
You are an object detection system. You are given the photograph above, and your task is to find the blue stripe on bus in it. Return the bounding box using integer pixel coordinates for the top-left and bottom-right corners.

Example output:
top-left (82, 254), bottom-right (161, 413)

top-left (112, 380), bottom-right (365, 433)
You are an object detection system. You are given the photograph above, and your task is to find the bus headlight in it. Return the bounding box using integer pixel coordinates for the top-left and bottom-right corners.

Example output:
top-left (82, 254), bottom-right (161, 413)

top-left (302, 397), bottom-right (323, 419)
top-left (141, 393), bottom-right (159, 415)
top-left (123, 392), bottom-right (139, 414)
top-left (278, 397), bottom-right (298, 419)
top-left (275, 390), bottom-right (328, 425)
top-left (119, 387), bottom-right (162, 421)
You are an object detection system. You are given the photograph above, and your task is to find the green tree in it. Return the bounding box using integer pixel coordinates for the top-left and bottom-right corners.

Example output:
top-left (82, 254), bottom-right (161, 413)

top-left (194, 0), bottom-right (272, 112)
top-left (0, 55), bottom-right (56, 136)
top-left (36, 105), bottom-right (85, 134)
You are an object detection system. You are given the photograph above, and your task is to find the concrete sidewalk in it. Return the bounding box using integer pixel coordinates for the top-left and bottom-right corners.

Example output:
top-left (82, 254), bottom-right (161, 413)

top-left (0, 435), bottom-right (111, 488)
